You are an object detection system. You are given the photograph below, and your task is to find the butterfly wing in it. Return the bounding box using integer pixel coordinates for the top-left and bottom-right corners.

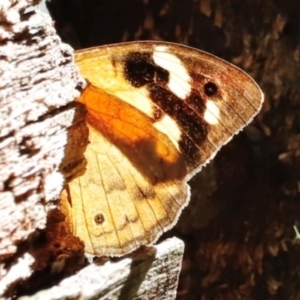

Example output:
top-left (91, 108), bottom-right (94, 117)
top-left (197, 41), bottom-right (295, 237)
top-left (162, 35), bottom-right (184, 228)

top-left (61, 41), bottom-right (263, 256)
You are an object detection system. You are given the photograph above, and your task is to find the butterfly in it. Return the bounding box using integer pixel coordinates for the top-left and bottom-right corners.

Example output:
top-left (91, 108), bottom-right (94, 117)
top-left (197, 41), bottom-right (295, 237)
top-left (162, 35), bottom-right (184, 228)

top-left (60, 41), bottom-right (264, 256)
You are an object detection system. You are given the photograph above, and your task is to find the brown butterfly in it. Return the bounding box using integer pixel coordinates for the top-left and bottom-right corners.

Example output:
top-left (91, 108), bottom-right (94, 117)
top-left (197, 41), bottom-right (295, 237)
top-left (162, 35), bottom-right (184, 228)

top-left (60, 41), bottom-right (264, 256)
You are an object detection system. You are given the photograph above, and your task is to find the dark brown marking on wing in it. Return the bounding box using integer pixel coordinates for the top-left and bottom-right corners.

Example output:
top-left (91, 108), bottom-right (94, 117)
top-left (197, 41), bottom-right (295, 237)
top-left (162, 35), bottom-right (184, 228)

top-left (148, 85), bottom-right (208, 165)
top-left (185, 91), bottom-right (206, 116)
top-left (94, 213), bottom-right (105, 225)
top-left (124, 52), bottom-right (169, 88)
top-left (153, 107), bottom-right (164, 121)
top-left (178, 136), bottom-right (202, 166)
top-left (149, 86), bottom-right (208, 144)
top-left (204, 82), bottom-right (218, 96)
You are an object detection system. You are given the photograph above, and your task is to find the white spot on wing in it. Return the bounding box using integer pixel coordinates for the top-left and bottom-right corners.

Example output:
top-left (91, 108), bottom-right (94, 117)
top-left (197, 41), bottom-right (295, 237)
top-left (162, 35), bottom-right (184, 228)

top-left (153, 46), bottom-right (191, 99)
top-left (204, 100), bottom-right (220, 125)
top-left (153, 115), bottom-right (181, 150)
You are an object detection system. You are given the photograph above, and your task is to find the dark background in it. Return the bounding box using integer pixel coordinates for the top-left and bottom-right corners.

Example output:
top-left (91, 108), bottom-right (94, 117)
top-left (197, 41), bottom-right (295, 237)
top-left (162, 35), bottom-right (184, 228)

top-left (46, 0), bottom-right (300, 299)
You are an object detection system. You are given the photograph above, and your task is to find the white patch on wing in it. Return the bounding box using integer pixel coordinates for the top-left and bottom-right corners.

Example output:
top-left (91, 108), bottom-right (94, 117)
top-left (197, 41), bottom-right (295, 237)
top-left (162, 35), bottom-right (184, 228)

top-left (153, 115), bottom-right (181, 150)
top-left (115, 88), bottom-right (154, 118)
top-left (204, 100), bottom-right (220, 125)
top-left (153, 46), bottom-right (191, 100)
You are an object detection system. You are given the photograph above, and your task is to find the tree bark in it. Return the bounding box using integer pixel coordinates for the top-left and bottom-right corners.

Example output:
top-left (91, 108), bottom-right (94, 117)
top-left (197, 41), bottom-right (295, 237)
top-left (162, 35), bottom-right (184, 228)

top-left (0, 1), bottom-right (87, 297)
